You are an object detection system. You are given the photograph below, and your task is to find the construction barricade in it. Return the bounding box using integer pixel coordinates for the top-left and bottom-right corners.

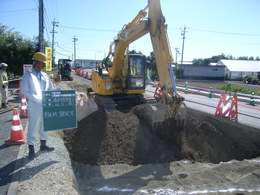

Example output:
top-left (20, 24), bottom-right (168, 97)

top-left (81, 70), bottom-right (85, 77)
top-left (76, 69), bottom-right (81, 75)
top-left (154, 82), bottom-right (164, 101)
top-left (85, 71), bottom-right (88, 78)
top-left (5, 108), bottom-right (27, 145)
top-left (215, 90), bottom-right (238, 121)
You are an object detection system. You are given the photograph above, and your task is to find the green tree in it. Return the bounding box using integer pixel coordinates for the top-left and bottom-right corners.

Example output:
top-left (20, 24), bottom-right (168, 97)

top-left (237, 56), bottom-right (249, 60)
top-left (0, 24), bottom-right (50, 76)
top-left (192, 58), bottom-right (208, 66)
top-left (192, 53), bottom-right (230, 66)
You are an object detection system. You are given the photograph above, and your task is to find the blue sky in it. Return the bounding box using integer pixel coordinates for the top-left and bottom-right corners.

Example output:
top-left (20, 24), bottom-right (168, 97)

top-left (1, 0), bottom-right (260, 63)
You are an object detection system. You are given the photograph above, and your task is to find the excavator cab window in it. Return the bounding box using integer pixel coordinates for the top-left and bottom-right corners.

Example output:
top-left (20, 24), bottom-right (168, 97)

top-left (127, 54), bottom-right (146, 90)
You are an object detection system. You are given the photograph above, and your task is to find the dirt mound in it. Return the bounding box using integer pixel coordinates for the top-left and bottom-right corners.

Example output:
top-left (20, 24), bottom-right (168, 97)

top-left (63, 107), bottom-right (180, 165)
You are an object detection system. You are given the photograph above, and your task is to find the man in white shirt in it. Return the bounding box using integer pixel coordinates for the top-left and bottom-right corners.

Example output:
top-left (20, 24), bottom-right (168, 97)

top-left (21, 52), bottom-right (55, 159)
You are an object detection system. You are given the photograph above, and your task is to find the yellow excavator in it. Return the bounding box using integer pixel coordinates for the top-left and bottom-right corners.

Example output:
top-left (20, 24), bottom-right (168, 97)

top-left (89, 0), bottom-right (186, 132)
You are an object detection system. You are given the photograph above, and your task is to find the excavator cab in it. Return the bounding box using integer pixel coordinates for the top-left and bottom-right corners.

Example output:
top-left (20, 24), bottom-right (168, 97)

top-left (127, 54), bottom-right (146, 90)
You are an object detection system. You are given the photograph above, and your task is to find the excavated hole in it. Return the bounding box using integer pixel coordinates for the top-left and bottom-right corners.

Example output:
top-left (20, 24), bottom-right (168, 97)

top-left (62, 105), bottom-right (260, 165)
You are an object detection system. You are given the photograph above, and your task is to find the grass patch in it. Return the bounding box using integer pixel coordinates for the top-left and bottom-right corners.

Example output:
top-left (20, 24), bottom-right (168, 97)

top-left (218, 85), bottom-right (260, 95)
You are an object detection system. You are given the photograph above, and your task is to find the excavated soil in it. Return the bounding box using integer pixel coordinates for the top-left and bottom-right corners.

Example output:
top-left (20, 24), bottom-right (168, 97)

top-left (63, 107), bottom-right (179, 165)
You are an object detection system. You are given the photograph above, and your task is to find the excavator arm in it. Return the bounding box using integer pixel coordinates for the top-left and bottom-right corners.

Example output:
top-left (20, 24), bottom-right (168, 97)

top-left (148, 0), bottom-right (185, 118)
top-left (108, 0), bottom-right (182, 105)
top-left (109, 6), bottom-right (149, 81)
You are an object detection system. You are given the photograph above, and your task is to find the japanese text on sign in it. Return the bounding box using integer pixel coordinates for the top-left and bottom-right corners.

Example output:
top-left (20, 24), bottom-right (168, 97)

top-left (42, 90), bottom-right (77, 131)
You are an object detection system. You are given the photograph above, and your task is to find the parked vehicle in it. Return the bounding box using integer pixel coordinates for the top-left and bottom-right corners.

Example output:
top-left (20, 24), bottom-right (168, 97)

top-left (58, 59), bottom-right (73, 81)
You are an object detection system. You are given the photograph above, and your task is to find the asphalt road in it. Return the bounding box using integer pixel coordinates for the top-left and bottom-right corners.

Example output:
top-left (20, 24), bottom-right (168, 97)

top-left (0, 91), bottom-right (27, 195)
top-left (0, 111), bottom-right (28, 195)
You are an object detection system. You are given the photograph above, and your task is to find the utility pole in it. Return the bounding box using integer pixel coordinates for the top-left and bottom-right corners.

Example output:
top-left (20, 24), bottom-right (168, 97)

top-left (180, 26), bottom-right (187, 66)
top-left (51, 19), bottom-right (59, 67)
top-left (175, 48), bottom-right (180, 64)
top-left (38, 0), bottom-right (44, 52)
top-left (73, 37), bottom-right (78, 66)
top-left (180, 26), bottom-right (187, 77)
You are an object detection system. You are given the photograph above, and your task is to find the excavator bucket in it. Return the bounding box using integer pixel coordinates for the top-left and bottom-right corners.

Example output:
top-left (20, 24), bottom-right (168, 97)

top-left (134, 101), bottom-right (187, 139)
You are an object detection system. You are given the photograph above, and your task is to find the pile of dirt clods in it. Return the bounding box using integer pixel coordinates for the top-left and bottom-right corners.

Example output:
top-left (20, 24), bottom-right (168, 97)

top-left (63, 106), bottom-right (182, 165)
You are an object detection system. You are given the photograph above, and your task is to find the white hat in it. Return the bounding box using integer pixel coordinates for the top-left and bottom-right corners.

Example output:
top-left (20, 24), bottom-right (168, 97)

top-left (0, 63), bottom-right (8, 67)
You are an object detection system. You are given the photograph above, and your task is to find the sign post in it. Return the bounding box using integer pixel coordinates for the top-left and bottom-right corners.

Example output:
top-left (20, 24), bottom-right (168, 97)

top-left (42, 90), bottom-right (77, 131)
top-left (23, 64), bottom-right (33, 74)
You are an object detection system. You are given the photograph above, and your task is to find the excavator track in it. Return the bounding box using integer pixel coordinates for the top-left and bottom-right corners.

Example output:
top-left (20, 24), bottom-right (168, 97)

top-left (94, 93), bottom-right (146, 112)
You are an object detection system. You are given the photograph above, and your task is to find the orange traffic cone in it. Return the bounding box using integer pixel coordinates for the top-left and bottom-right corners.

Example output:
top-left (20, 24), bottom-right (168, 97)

top-left (20, 95), bottom-right (28, 118)
top-left (5, 108), bottom-right (27, 145)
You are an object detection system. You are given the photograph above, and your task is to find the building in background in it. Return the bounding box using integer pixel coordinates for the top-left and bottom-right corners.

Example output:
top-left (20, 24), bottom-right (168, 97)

top-left (181, 60), bottom-right (260, 80)
top-left (182, 62), bottom-right (225, 80)
top-left (217, 60), bottom-right (260, 80)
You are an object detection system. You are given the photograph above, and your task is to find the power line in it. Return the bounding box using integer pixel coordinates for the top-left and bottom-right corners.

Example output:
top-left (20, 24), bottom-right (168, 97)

top-left (44, 21), bottom-right (51, 43)
top-left (0, 9), bottom-right (36, 18)
top-left (57, 45), bottom-right (71, 53)
top-left (44, 8), bottom-right (52, 43)
top-left (168, 28), bottom-right (181, 31)
top-left (55, 51), bottom-right (71, 57)
top-left (59, 25), bottom-right (118, 32)
top-left (54, 0), bottom-right (60, 22)
top-left (191, 28), bottom-right (260, 37)
top-left (0, 8), bottom-right (35, 13)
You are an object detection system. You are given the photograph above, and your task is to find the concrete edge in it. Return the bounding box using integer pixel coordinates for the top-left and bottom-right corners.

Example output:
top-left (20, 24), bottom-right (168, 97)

top-left (7, 120), bottom-right (28, 195)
